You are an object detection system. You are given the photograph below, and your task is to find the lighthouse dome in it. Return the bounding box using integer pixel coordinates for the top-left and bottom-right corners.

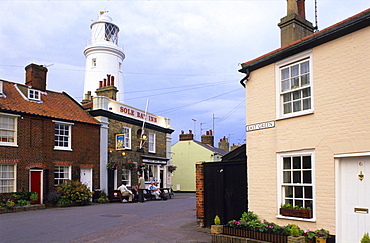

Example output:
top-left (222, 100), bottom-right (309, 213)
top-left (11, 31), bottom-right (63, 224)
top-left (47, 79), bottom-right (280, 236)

top-left (98, 13), bottom-right (112, 22)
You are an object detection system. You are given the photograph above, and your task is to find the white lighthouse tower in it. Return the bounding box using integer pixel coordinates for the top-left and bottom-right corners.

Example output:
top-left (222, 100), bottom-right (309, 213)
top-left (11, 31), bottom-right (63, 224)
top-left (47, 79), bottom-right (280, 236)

top-left (83, 12), bottom-right (125, 102)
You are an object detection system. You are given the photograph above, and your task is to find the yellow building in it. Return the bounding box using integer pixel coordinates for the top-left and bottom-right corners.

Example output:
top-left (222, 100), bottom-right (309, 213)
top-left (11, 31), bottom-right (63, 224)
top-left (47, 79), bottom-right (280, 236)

top-left (239, 2), bottom-right (370, 242)
top-left (171, 130), bottom-right (227, 192)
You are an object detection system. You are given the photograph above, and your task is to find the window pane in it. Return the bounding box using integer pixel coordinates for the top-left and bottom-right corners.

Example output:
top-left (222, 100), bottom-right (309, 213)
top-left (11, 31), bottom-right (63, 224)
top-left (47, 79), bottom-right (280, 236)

top-left (295, 186), bottom-right (303, 198)
top-left (285, 199), bottom-right (293, 205)
top-left (291, 77), bottom-right (299, 89)
top-left (291, 64), bottom-right (299, 77)
top-left (301, 74), bottom-right (310, 86)
top-left (283, 171), bottom-right (291, 183)
top-left (284, 103), bottom-right (292, 114)
top-left (283, 157), bottom-right (291, 169)
top-left (285, 186), bottom-right (293, 198)
top-left (281, 68), bottom-right (289, 80)
top-left (295, 200), bottom-right (304, 207)
top-left (305, 200), bottom-right (313, 209)
top-left (303, 98), bottom-right (311, 110)
top-left (303, 156), bottom-right (311, 169)
top-left (301, 61), bottom-right (309, 74)
top-left (303, 171), bottom-right (312, 183)
top-left (283, 93), bottom-right (291, 102)
top-left (304, 186), bottom-right (313, 199)
top-left (293, 91), bottom-right (301, 100)
top-left (293, 171), bottom-right (301, 183)
top-left (293, 101), bottom-right (301, 112)
top-left (282, 80), bottom-right (289, 92)
top-left (302, 88), bottom-right (310, 98)
top-left (293, 157), bottom-right (301, 169)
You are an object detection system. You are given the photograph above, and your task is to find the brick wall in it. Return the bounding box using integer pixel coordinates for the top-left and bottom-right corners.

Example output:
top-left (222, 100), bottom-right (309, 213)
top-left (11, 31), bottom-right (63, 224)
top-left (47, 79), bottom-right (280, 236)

top-left (195, 161), bottom-right (205, 227)
top-left (0, 113), bottom-right (100, 199)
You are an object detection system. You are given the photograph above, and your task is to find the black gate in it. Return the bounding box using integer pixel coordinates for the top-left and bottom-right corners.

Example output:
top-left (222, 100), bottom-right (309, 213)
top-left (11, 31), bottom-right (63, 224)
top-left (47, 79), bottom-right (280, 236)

top-left (204, 160), bottom-right (247, 227)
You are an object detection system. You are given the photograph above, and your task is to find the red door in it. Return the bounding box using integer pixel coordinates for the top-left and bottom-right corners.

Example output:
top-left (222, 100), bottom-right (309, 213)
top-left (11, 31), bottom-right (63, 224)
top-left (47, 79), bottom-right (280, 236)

top-left (30, 171), bottom-right (42, 204)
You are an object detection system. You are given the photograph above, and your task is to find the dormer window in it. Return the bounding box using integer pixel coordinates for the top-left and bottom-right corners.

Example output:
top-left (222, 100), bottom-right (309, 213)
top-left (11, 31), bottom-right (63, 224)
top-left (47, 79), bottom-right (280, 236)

top-left (28, 89), bottom-right (41, 101)
top-left (0, 81), bottom-right (3, 95)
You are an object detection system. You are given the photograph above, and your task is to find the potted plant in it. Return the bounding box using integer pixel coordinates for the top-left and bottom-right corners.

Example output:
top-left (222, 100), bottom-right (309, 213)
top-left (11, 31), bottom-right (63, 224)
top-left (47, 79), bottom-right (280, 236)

top-left (280, 204), bottom-right (313, 218)
top-left (315, 228), bottom-right (329, 243)
top-left (139, 163), bottom-right (148, 171)
top-left (106, 161), bottom-right (118, 170)
top-left (361, 233), bottom-right (370, 243)
top-left (303, 229), bottom-right (316, 243)
top-left (211, 215), bottom-right (223, 234)
top-left (168, 165), bottom-right (177, 173)
top-left (288, 224), bottom-right (305, 243)
top-left (30, 192), bottom-right (38, 204)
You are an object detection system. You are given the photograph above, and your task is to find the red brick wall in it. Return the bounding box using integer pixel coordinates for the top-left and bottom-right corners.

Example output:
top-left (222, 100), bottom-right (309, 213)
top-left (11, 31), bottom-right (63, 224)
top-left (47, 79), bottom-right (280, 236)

top-left (195, 161), bottom-right (205, 227)
top-left (0, 114), bottom-right (100, 200)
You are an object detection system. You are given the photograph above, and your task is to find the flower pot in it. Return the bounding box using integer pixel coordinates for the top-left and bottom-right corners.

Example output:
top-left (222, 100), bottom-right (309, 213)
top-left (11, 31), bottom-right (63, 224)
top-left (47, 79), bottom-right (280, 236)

top-left (280, 208), bottom-right (313, 218)
top-left (315, 237), bottom-right (327, 243)
top-left (211, 225), bottom-right (223, 234)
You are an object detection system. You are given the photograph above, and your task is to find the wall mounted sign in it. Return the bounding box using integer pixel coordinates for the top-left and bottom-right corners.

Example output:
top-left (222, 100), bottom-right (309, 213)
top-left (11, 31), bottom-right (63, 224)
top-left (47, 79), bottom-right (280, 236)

top-left (246, 121), bottom-right (275, 132)
top-left (116, 134), bottom-right (125, 150)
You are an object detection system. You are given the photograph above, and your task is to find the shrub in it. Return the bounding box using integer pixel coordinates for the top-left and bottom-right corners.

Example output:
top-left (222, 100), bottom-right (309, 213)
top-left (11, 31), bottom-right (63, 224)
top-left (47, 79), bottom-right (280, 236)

top-left (46, 191), bottom-right (61, 204)
top-left (361, 233), bottom-right (370, 243)
top-left (290, 224), bottom-right (301, 237)
top-left (56, 180), bottom-right (92, 204)
top-left (214, 215), bottom-right (221, 225)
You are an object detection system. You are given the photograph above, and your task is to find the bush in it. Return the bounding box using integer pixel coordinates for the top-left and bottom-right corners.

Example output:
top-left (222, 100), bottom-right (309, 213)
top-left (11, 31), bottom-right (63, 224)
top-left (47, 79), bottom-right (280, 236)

top-left (56, 180), bottom-right (92, 204)
top-left (46, 191), bottom-right (61, 204)
top-left (361, 233), bottom-right (370, 243)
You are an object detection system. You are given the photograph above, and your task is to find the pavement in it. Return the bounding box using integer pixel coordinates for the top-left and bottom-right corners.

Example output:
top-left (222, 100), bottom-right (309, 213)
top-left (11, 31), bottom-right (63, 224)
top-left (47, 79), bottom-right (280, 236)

top-left (0, 193), bottom-right (211, 243)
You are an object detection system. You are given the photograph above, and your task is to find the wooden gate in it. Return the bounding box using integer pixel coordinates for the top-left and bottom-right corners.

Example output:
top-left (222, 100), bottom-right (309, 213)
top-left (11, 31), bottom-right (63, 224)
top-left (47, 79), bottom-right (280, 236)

top-left (204, 160), bottom-right (247, 227)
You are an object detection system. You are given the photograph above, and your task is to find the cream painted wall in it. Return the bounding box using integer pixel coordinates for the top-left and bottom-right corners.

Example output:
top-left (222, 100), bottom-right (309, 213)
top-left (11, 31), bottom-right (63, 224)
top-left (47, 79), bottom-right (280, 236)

top-left (245, 26), bottom-right (370, 232)
top-left (171, 140), bottom-right (221, 192)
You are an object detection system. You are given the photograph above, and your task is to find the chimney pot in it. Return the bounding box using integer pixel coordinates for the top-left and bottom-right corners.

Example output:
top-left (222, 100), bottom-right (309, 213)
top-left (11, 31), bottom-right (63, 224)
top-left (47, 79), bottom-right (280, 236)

top-left (103, 78), bottom-right (107, 87)
top-left (99, 81), bottom-right (103, 88)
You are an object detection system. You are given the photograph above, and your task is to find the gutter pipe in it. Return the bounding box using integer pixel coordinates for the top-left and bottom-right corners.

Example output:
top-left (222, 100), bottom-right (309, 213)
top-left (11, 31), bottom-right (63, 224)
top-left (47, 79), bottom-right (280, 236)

top-left (239, 68), bottom-right (250, 88)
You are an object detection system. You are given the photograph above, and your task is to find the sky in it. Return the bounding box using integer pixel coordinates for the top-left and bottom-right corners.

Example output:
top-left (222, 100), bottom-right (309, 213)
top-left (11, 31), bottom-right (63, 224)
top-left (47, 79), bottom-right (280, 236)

top-left (1, 0), bottom-right (369, 146)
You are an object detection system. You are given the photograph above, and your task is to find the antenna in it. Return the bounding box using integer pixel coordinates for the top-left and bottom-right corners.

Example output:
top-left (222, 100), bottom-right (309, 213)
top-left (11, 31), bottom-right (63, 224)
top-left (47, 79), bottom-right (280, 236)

top-left (42, 64), bottom-right (54, 68)
top-left (314, 0), bottom-right (319, 31)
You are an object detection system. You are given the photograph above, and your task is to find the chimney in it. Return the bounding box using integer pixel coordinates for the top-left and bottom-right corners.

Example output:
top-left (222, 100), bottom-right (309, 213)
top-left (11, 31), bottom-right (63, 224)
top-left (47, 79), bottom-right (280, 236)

top-left (179, 130), bottom-right (194, 141)
top-left (201, 130), bottom-right (214, 147)
top-left (25, 64), bottom-right (48, 91)
top-left (95, 74), bottom-right (119, 100)
top-left (278, 0), bottom-right (314, 47)
top-left (218, 136), bottom-right (229, 152)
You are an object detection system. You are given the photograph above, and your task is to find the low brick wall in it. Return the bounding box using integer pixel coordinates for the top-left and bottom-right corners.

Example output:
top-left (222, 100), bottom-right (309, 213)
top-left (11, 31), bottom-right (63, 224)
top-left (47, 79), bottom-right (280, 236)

top-left (0, 204), bottom-right (45, 214)
top-left (212, 234), bottom-right (268, 243)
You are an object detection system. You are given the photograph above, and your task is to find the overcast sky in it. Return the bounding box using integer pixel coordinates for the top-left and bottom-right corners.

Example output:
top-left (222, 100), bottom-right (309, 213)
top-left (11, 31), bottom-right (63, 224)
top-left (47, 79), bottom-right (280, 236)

top-left (1, 0), bottom-right (369, 146)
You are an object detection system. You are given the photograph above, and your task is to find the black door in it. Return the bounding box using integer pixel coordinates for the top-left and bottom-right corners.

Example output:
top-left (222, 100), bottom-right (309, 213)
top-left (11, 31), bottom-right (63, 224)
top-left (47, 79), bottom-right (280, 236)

top-left (204, 160), bottom-right (247, 227)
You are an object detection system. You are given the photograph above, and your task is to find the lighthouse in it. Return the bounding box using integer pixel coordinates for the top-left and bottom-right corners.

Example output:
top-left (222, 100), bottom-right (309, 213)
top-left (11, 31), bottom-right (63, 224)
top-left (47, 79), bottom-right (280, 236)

top-left (83, 12), bottom-right (125, 102)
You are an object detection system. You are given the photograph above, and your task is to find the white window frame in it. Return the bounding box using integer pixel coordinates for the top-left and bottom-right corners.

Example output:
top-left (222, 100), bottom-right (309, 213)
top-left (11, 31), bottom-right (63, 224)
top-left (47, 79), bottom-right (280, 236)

top-left (54, 165), bottom-right (71, 186)
top-left (144, 164), bottom-right (159, 183)
top-left (0, 81), bottom-right (3, 94)
top-left (0, 113), bottom-right (19, 147)
top-left (148, 132), bottom-right (156, 153)
top-left (53, 120), bottom-right (73, 151)
top-left (28, 89), bottom-right (41, 101)
top-left (277, 149), bottom-right (316, 221)
top-left (122, 126), bottom-right (131, 150)
top-left (276, 50), bottom-right (314, 120)
top-left (121, 168), bottom-right (131, 187)
top-left (0, 164), bottom-right (16, 192)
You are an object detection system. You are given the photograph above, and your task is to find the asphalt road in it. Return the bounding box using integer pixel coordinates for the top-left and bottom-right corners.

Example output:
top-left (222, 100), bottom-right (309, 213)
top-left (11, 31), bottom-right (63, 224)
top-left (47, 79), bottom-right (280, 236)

top-left (0, 193), bottom-right (211, 243)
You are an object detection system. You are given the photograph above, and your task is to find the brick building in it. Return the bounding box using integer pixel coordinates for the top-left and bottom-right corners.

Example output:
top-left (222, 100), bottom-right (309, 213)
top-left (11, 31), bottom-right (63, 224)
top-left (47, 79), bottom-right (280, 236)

top-left (239, 1), bottom-right (370, 241)
top-left (83, 79), bottom-right (174, 194)
top-left (0, 64), bottom-right (101, 203)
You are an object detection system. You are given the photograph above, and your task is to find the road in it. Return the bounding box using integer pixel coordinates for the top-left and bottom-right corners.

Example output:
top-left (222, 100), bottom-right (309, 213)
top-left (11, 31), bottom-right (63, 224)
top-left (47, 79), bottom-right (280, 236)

top-left (0, 193), bottom-right (211, 243)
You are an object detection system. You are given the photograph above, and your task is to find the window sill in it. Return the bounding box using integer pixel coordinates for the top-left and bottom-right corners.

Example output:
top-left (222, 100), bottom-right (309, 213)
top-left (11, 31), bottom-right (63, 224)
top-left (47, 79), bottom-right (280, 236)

top-left (276, 110), bottom-right (314, 121)
top-left (54, 147), bottom-right (73, 151)
top-left (276, 215), bottom-right (316, 222)
top-left (0, 144), bottom-right (18, 147)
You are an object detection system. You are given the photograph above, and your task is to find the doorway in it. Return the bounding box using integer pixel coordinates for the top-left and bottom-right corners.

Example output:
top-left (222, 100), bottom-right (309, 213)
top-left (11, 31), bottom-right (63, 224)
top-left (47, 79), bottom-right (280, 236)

top-left (30, 170), bottom-right (43, 204)
top-left (80, 168), bottom-right (93, 191)
top-left (337, 155), bottom-right (370, 242)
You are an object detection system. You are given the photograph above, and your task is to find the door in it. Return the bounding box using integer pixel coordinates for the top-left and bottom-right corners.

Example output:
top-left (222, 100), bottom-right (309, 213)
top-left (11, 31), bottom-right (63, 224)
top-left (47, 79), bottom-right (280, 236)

top-left (30, 170), bottom-right (42, 204)
top-left (80, 168), bottom-right (92, 191)
top-left (338, 156), bottom-right (370, 242)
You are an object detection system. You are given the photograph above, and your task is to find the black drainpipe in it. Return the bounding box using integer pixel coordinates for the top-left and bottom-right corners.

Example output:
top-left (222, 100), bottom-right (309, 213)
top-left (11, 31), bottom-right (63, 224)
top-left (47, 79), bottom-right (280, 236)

top-left (239, 68), bottom-right (250, 88)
